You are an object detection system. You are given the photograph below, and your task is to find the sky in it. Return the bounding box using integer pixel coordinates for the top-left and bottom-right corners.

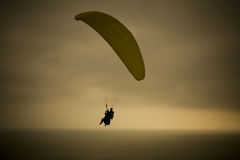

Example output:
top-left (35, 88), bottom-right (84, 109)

top-left (1, 0), bottom-right (240, 130)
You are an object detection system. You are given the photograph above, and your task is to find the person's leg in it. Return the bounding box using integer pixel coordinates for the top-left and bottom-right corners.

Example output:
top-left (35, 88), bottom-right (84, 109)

top-left (99, 118), bottom-right (104, 125)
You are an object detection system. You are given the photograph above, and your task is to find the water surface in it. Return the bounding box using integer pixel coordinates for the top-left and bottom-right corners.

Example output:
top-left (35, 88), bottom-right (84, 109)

top-left (1, 129), bottom-right (239, 160)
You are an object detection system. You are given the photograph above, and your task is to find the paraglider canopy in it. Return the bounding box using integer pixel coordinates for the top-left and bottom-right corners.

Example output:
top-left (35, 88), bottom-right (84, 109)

top-left (74, 11), bottom-right (145, 81)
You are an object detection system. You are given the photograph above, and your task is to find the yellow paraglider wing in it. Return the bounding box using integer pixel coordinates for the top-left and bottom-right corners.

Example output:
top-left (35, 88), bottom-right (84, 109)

top-left (74, 11), bottom-right (145, 81)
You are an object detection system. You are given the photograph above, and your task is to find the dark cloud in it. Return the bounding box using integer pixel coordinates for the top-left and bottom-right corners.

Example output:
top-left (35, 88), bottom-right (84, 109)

top-left (1, 0), bottom-right (240, 116)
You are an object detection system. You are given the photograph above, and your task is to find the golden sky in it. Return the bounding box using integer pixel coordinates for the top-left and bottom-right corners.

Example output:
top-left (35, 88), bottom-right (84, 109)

top-left (1, 0), bottom-right (240, 130)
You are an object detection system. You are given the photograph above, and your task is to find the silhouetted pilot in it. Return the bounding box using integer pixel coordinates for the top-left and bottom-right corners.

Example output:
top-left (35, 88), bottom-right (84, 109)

top-left (99, 105), bottom-right (114, 126)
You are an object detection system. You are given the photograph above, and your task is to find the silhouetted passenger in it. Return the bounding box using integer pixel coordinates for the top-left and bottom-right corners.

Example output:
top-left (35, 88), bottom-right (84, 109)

top-left (109, 108), bottom-right (114, 119)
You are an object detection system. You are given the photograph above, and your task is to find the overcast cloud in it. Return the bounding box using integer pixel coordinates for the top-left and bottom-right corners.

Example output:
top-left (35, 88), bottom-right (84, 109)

top-left (1, 0), bottom-right (240, 129)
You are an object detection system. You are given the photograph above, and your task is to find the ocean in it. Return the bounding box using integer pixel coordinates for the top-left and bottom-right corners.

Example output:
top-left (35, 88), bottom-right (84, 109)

top-left (0, 129), bottom-right (240, 160)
